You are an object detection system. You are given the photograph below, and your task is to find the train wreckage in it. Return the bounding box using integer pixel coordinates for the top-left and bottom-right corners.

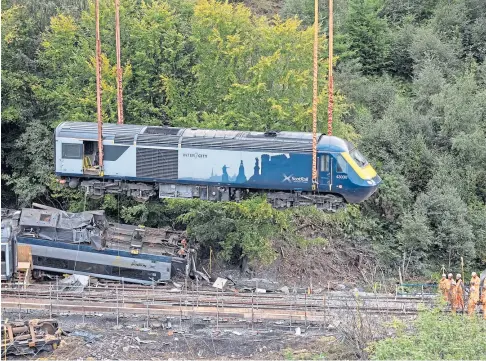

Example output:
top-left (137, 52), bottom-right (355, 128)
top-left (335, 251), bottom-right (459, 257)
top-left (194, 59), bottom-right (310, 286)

top-left (1, 204), bottom-right (199, 285)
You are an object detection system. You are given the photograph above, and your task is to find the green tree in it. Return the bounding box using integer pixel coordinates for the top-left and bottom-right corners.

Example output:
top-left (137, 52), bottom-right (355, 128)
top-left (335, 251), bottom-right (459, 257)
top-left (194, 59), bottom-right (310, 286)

top-left (1, 0), bottom-right (87, 206)
top-left (37, 0), bottom-right (193, 126)
top-left (343, 0), bottom-right (390, 75)
top-left (179, 197), bottom-right (289, 264)
top-left (396, 209), bottom-right (433, 276)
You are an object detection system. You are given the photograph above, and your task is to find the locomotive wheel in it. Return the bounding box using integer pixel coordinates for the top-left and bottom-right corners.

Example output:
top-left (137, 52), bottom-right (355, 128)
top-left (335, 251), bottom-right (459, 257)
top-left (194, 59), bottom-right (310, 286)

top-left (40, 322), bottom-right (56, 335)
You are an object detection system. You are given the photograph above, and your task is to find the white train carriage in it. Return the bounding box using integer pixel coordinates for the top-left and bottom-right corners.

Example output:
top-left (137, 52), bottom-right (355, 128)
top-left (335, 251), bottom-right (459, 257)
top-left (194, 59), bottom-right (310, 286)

top-left (17, 236), bottom-right (173, 285)
top-left (1, 223), bottom-right (15, 281)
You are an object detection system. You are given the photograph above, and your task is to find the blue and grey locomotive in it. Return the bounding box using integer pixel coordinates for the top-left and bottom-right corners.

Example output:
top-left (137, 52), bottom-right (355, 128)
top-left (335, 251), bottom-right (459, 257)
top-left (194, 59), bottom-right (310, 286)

top-left (55, 122), bottom-right (381, 211)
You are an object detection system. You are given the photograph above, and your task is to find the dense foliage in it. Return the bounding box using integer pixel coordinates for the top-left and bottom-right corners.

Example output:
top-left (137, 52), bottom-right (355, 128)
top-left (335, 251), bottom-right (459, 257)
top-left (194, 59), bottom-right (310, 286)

top-left (2, 0), bottom-right (485, 273)
top-left (371, 308), bottom-right (486, 359)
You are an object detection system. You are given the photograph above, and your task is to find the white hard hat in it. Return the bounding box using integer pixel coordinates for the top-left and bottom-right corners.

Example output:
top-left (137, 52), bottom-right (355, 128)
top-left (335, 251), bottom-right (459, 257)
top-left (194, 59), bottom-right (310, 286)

top-left (456, 274), bottom-right (461, 278)
top-left (442, 274), bottom-right (446, 277)
top-left (448, 273), bottom-right (453, 277)
top-left (472, 272), bottom-right (477, 276)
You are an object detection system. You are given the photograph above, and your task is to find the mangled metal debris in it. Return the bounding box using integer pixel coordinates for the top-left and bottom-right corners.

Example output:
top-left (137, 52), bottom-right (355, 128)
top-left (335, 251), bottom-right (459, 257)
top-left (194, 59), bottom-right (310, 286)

top-left (1, 319), bottom-right (61, 357)
top-left (20, 204), bottom-right (106, 250)
top-left (58, 274), bottom-right (90, 293)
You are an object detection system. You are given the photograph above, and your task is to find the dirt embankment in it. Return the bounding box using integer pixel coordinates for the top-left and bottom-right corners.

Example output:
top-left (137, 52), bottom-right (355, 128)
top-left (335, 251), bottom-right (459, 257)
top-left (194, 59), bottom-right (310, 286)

top-left (202, 236), bottom-right (389, 293)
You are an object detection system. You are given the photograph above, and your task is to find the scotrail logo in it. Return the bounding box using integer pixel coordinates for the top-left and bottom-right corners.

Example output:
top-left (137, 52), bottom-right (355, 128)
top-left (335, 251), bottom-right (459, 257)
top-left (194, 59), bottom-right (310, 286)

top-left (282, 174), bottom-right (309, 183)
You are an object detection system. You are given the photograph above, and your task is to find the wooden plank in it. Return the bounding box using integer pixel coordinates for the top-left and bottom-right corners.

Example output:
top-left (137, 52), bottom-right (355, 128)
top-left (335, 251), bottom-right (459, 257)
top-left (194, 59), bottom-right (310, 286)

top-left (17, 245), bottom-right (32, 264)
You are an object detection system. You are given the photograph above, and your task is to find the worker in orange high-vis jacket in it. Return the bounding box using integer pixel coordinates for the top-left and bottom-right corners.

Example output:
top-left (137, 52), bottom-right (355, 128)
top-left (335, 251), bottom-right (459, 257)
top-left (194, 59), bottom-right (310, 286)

top-left (439, 274), bottom-right (448, 301)
top-left (481, 281), bottom-right (486, 320)
top-left (446, 273), bottom-right (455, 306)
top-left (452, 274), bottom-right (464, 314)
top-left (468, 272), bottom-right (481, 316)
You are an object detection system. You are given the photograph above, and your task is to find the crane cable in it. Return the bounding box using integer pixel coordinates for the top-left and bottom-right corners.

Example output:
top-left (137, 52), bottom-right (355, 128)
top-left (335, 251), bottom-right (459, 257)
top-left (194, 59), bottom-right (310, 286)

top-left (115, 0), bottom-right (124, 125)
top-left (312, 0), bottom-right (334, 192)
top-left (328, 0), bottom-right (333, 137)
top-left (95, 0), bottom-right (104, 176)
top-left (311, 0), bottom-right (319, 191)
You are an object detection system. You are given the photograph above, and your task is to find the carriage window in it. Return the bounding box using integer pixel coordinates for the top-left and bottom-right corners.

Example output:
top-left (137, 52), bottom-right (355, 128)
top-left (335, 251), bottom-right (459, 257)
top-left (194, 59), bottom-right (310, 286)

top-left (62, 143), bottom-right (83, 159)
top-left (1, 251), bottom-right (5, 262)
top-left (320, 154), bottom-right (330, 172)
top-left (40, 214), bottom-right (51, 222)
top-left (336, 155), bottom-right (347, 173)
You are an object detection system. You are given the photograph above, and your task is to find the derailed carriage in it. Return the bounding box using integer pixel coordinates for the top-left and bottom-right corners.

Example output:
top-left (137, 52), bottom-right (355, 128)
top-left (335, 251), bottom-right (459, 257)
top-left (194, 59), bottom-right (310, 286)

top-left (54, 122), bottom-right (381, 211)
top-left (1, 206), bottom-right (189, 285)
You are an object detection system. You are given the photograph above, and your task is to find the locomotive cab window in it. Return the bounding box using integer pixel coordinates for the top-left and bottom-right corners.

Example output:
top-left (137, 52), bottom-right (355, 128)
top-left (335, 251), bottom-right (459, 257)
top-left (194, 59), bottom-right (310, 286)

top-left (350, 149), bottom-right (368, 168)
top-left (62, 143), bottom-right (83, 159)
top-left (336, 155), bottom-right (347, 173)
top-left (320, 154), bottom-right (330, 172)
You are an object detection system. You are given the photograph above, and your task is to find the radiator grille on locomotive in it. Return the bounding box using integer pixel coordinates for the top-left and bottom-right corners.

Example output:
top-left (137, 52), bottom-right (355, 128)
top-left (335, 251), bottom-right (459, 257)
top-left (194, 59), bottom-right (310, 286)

top-left (136, 148), bottom-right (178, 179)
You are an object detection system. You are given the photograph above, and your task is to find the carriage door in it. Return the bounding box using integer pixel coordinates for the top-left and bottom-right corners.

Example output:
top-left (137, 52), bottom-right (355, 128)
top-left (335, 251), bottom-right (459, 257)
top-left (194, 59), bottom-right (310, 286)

top-left (319, 154), bottom-right (332, 191)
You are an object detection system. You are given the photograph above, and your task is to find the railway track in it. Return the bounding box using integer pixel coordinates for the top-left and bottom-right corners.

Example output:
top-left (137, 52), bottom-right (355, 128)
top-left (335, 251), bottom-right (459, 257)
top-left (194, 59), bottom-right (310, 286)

top-left (1, 282), bottom-right (437, 321)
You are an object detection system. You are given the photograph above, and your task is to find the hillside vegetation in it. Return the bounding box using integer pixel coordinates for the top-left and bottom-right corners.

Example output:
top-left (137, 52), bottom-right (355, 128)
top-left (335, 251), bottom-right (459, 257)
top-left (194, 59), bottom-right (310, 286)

top-left (2, 0), bottom-right (486, 278)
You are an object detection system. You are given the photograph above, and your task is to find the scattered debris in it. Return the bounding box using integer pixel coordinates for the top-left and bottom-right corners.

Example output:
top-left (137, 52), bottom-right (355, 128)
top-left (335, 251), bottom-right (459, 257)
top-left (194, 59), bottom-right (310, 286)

top-left (195, 270), bottom-right (210, 282)
top-left (135, 337), bottom-right (156, 344)
top-left (70, 330), bottom-right (103, 343)
top-left (58, 274), bottom-right (90, 293)
top-left (1, 318), bottom-right (61, 357)
top-left (213, 277), bottom-right (228, 289)
top-left (255, 288), bottom-right (267, 293)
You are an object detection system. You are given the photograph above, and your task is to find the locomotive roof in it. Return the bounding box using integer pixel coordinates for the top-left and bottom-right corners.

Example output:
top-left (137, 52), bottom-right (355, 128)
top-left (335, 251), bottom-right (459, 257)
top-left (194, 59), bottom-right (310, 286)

top-left (56, 122), bottom-right (349, 153)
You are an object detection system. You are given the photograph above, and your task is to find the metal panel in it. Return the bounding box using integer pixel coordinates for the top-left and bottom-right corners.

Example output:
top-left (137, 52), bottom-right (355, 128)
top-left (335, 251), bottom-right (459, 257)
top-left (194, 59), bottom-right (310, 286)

top-left (159, 184), bottom-right (195, 198)
top-left (144, 126), bottom-right (181, 136)
top-left (137, 134), bottom-right (179, 148)
top-left (136, 148), bottom-right (178, 179)
top-left (104, 145), bottom-right (136, 177)
top-left (181, 137), bottom-right (313, 153)
top-left (114, 134), bottom-right (134, 145)
top-left (57, 122), bottom-right (145, 141)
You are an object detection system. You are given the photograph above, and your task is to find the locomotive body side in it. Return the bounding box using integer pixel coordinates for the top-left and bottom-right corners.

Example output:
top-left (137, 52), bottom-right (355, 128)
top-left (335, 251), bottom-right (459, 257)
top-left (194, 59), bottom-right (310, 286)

top-left (54, 122), bottom-right (381, 209)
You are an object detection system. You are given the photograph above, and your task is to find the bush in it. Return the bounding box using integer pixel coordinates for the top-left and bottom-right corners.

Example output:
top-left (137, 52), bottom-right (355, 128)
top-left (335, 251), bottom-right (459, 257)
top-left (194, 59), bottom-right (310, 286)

top-left (371, 308), bottom-right (486, 359)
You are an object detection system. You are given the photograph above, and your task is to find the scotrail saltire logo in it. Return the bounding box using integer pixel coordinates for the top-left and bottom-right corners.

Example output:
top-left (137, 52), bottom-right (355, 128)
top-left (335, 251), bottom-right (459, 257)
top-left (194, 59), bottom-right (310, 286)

top-left (282, 174), bottom-right (309, 183)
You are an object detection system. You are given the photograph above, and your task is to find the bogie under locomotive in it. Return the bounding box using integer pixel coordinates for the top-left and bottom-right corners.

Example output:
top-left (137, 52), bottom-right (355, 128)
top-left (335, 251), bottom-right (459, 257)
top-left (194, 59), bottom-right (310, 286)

top-left (55, 122), bottom-right (381, 211)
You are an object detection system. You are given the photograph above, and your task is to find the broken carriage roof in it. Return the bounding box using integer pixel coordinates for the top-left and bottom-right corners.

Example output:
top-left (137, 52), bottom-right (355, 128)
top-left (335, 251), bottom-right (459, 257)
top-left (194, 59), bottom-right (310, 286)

top-left (55, 121), bottom-right (350, 153)
top-left (19, 208), bottom-right (105, 230)
top-left (19, 208), bottom-right (106, 250)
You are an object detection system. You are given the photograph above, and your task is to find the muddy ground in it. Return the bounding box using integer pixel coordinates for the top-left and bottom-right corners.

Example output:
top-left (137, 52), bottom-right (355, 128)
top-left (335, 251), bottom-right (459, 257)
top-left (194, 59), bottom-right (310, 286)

top-left (4, 309), bottom-right (357, 360)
